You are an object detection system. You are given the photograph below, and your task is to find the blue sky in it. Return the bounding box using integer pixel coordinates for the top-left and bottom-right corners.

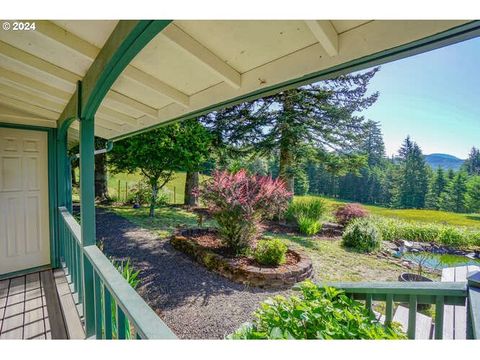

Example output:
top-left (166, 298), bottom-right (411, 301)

top-left (360, 36), bottom-right (480, 159)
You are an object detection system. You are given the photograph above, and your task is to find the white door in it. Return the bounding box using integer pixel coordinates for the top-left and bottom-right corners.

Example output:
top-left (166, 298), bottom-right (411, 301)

top-left (0, 128), bottom-right (50, 275)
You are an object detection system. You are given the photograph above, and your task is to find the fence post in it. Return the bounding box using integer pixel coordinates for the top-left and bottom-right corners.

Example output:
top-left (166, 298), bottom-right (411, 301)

top-left (117, 180), bottom-right (121, 202)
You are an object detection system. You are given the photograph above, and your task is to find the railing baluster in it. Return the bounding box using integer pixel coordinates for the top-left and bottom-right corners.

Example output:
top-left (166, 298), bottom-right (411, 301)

top-left (385, 293), bottom-right (394, 326)
top-left (103, 286), bottom-right (113, 339)
top-left (117, 305), bottom-right (126, 339)
top-left (93, 271), bottom-right (103, 339)
top-left (407, 295), bottom-right (417, 339)
top-left (435, 295), bottom-right (444, 339)
top-left (365, 294), bottom-right (373, 317)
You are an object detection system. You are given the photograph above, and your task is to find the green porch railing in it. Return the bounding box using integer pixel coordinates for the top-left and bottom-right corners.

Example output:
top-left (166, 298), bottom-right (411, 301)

top-left (327, 280), bottom-right (480, 340)
top-left (58, 207), bottom-right (176, 339)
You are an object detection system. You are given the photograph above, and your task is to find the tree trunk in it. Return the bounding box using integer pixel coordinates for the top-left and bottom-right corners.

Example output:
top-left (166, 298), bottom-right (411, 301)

top-left (71, 165), bottom-right (78, 187)
top-left (278, 94), bottom-right (295, 194)
top-left (184, 171), bottom-right (199, 206)
top-left (94, 151), bottom-right (109, 202)
top-left (279, 145), bottom-right (295, 194)
top-left (149, 179), bottom-right (158, 217)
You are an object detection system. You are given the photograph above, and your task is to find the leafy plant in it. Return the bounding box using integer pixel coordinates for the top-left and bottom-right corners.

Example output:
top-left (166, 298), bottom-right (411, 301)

top-left (198, 170), bottom-right (292, 253)
top-left (342, 218), bottom-right (382, 253)
top-left (228, 280), bottom-right (405, 339)
top-left (127, 178), bottom-right (169, 207)
top-left (334, 203), bottom-right (369, 226)
top-left (254, 239), bottom-right (288, 266)
top-left (286, 198), bottom-right (326, 235)
top-left (114, 258), bottom-right (141, 289)
top-left (286, 198), bottom-right (327, 223)
top-left (297, 216), bottom-right (322, 236)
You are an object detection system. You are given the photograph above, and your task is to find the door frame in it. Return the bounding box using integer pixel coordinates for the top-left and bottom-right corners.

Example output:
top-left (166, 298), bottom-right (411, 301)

top-left (0, 123), bottom-right (58, 279)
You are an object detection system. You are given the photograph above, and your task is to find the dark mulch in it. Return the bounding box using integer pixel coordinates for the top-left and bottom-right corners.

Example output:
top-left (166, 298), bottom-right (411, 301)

top-left (187, 231), bottom-right (299, 268)
top-left (95, 208), bottom-right (290, 339)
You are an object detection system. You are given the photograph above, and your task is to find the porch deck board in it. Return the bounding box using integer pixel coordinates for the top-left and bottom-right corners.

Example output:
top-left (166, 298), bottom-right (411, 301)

top-left (0, 270), bottom-right (74, 339)
top-left (441, 265), bottom-right (479, 339)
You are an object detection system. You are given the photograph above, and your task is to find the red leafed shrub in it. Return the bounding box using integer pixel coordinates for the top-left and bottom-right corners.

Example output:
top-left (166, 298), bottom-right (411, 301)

top-left (334, 203), bottom-right (369, 226)
top-left (197, 170), bottom-right (292, 253)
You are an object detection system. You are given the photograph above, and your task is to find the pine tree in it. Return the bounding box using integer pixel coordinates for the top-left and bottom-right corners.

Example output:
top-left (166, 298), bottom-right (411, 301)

top-left (425, 167), bottom-right (447, 209)
top-left (464, 147), bottom-right (480, 175)
top-left (203, 68), bottom-right (380, 193)
top-left (465, 176), bottom-right (480, 213)
top-left (438, 172), bottom-right (468, 213)
top-left (395, 136), bottom-right (429, 208)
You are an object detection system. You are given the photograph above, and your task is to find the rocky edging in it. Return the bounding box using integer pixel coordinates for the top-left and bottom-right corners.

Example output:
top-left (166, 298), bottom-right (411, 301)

top-left (170, 228), bottom-right (313, 288)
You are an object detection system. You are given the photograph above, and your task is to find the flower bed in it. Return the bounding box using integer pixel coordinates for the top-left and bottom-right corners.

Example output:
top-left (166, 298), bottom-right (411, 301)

top-left (171, 228), bottom-right (313, 288)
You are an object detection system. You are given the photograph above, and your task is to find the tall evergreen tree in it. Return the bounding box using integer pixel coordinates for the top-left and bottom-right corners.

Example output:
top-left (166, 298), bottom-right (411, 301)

top-left (464, 147), bottom-right (480, 175)
top-left (425, 167), bottom-right (447, 209)
top-left (438, 172), bottom-right (468, 213)
top-left (465, 176), bottom-right (480, 213)
top-left (203, 68), bottom-right (380, 192)
top-left (395, 136), bottom-right (429, 208)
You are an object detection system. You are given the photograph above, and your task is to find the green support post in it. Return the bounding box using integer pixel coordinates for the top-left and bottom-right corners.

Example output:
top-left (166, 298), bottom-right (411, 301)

top-left (80, 115), bottom-right (96, 338)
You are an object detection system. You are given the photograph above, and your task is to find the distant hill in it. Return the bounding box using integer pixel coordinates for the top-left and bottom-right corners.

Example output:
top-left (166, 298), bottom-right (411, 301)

top-left (425, 153), bottom-right (464, 171)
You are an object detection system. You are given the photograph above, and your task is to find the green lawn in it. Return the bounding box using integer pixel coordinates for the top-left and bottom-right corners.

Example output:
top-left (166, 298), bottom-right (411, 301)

top-left (296, 195), bottom-right (480, 229)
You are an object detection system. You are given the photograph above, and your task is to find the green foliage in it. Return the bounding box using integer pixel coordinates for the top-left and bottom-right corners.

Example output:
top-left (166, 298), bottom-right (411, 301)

top-left (254, 239), bottom-right (288, 266)
top-left (342, 218), bottom-right (382, 253)
top-left (438, 172), bottom-right (468, 213)
top-left (127, 177), bottom-right (169, 206)
top-left (113, 259), bottom-right (141, 289)
top-left (286, 197), bottom-right (326, 235)
top-left (394, 136), bottom-right (429, 209)
top-left (109, 119), bottom-right (212, 217)
top-left (228, 281), bottom-right (406, 339)
top-left (286, 198), bottom-right (327, 222)
top-left (373, 217), bottom-right (480, 248)
top-left (204, 69), bottom-right (380, 192)
top-left (297, 216), bottom-right (322, 236)
top-left (466, 176), bottom-right (480, 213)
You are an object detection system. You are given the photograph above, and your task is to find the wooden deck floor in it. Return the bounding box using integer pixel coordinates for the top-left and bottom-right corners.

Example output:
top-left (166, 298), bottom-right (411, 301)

top-left (0, 270), bottom-right (69, 339)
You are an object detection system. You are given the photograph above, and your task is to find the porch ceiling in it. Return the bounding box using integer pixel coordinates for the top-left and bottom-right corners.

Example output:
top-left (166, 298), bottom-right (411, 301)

top-left (0, 20), bottom-right (475, 145)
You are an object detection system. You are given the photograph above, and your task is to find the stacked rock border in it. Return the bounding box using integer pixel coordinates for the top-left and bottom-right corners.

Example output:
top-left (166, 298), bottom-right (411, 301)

top-left (171, 228), bottom-right (313, 288)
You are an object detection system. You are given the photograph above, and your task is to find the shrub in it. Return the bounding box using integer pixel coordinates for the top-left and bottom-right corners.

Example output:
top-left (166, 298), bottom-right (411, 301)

top-left (228, 281), bottom-right (405, 339)
top-left (286, 198), bottom-right (327, 223)
top-left (198, 170), bottom-right (292, 253)
top-left (297, 216), bottom-right (322, 236)
top-left (286, 198), bottom-right (327, 235)
top-left (254, 239), bottom-right (288, 266)
top-left (342, 218), bottom-right (382, 253)
top-left (127, 178), bottom-right (169, 206)
top-left (334, 203), bottom-right (369, 226)
top-left (113, 258), bottom-right (141, 289)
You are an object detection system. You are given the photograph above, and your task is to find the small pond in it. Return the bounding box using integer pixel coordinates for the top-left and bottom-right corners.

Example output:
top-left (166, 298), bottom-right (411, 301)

top-left (403, 252), bottom-right (480, 270)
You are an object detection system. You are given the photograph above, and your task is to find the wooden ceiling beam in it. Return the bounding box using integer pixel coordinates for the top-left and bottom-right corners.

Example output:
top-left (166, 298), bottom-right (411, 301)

top-left (304, 20), bottom-right (339, 56)
top-left (162, 24), bottom-right (242, 89)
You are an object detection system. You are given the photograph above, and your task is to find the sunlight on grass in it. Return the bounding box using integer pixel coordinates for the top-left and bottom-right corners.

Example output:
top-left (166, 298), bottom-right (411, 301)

top-left (109, 205), bottom-right (216, 238)
top-left (296, 195), bottom-right (480, 229)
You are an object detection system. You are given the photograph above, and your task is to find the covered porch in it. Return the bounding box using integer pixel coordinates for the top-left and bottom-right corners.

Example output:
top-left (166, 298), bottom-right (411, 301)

top-left (1, 20), bottom-right (480, 339)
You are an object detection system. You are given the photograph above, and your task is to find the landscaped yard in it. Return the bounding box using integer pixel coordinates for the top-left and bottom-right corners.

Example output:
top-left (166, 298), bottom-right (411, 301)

top-left (105, 204), bottom-right (417, 283)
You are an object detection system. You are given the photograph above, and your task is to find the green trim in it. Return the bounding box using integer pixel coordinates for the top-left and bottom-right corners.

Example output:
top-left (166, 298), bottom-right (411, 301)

top-left (0, 123), bottom-right (59, 271)
top-left (0, 264), bottom-right (52, 281)
top-left (82, 21), bottom-right (171, 119)
top-left (111, 20), bottom-right (480, 142)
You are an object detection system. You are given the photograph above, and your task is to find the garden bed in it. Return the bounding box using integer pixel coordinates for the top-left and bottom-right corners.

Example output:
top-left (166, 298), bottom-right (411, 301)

top-left (171, 228), bottom-right (313, 288)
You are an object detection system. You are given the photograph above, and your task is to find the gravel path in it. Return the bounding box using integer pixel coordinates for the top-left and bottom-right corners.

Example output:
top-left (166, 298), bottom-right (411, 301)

top-left (96, 208), bottom-right (290, 339)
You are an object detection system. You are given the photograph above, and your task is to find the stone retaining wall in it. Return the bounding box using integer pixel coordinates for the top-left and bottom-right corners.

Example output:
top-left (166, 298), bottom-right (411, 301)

top-left (171, 228), bottom-right (313, 288)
